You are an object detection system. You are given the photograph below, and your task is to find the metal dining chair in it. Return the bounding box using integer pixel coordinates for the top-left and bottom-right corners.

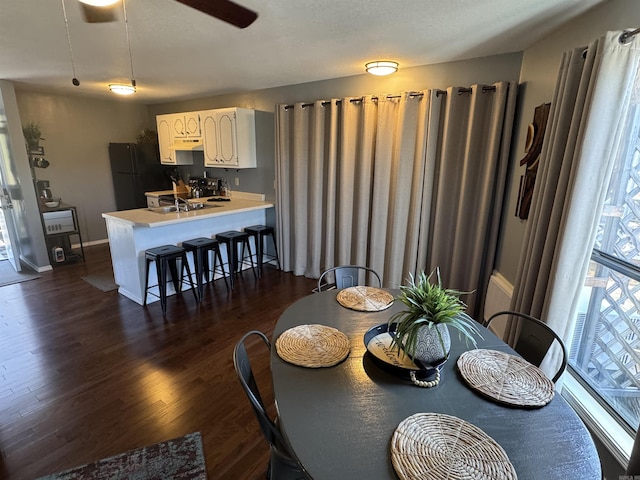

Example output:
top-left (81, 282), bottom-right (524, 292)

top-left (316, 265), bottom-right (381, 292)
top-left (233, 330), bottom-right (309, 480)
top-left (483, 310), bottom-right (568, 383)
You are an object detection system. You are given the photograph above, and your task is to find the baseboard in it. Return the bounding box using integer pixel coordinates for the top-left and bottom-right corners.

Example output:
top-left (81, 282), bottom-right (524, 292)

top-left (72, 238), bottom-right (109, 248)
top-left (20, 254), bottom-right (53, 273)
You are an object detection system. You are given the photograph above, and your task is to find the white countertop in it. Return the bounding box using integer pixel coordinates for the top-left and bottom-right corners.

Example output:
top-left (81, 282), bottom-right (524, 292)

top-left (102, 196), bottom-right (274, 228)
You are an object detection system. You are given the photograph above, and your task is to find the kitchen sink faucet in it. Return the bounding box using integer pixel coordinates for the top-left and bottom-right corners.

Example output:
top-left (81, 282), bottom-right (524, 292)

top-left (174, 196), bottom-right (191, 212)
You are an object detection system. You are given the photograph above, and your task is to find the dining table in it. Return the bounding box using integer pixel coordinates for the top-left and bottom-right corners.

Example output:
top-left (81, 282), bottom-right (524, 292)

top-left (270, 289), bottom-right (602, 480)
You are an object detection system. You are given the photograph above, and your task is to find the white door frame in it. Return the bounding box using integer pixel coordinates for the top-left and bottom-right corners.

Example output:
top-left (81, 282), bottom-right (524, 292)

top-left (0, 155), bottom-right (22, 271)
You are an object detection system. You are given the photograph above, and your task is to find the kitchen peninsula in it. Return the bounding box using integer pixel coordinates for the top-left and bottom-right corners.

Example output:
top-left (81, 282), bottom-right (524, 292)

top-left (102, 192), bottom-right (274, 305)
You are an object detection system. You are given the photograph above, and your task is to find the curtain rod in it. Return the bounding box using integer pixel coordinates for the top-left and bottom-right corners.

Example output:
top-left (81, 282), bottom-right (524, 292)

top-left (282, 85), bottom-right (497, 110)
top-left (620, 27), bottom-right (640, 44)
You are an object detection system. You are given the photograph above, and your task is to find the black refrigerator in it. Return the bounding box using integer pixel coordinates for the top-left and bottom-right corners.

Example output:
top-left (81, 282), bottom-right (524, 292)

top-left (109, 143), bottom-right (170, 210)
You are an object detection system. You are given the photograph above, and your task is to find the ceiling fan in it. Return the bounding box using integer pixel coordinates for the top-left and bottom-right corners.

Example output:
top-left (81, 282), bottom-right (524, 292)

top-left (78, 0), bottom-right (258, 28)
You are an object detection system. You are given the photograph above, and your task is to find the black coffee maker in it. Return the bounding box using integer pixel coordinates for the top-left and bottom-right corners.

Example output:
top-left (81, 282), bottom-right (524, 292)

top-left (36, 180), bottom-right (52, 199)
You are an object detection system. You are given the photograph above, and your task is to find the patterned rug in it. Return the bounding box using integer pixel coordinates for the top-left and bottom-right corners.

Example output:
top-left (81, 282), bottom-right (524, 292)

top-left (37, 432), bottom-right (207, 479)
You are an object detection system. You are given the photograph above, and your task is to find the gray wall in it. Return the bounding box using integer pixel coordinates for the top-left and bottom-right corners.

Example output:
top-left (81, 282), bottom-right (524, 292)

top-left (169, 110), bottom-right (276, 202)
top-left (15, 91), bottom-right (150, 245)
top-left (496, 0), bottom-right (640, 286)
top-left (11, 52), bottom-right (522, 268)
top-left (8, 0), bottom-right (632, 285)
top-left (148, 52), bottom-right (523, 230)
top-left (17, 0), bottom-right (635, 280)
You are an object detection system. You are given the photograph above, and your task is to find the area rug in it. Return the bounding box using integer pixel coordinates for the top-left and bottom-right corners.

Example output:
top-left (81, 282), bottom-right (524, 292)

top-left (0, 259), bottom-right (41, 287)
top-left (81, 272), bottom-right (118, 292)
top-left (37, 432), bottom-right (207, 479)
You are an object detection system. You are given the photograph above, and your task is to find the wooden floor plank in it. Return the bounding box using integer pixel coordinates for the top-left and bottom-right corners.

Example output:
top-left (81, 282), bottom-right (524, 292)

top-left (0, 244), bottom-right (316, 479)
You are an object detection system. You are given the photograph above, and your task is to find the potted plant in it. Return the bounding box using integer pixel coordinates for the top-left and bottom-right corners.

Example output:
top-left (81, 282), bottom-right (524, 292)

top-left (136, 128), bottom-right (157, 145)
top-left (389, 268), bottom-right (481, 366)
top-left (23, 122), bottom-right (44, 150)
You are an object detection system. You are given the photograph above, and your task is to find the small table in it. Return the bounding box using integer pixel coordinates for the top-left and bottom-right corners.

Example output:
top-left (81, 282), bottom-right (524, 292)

top-left (271, 290), bottom-right (601, 480)
top-left (40, 202), bottom-right (84, 265)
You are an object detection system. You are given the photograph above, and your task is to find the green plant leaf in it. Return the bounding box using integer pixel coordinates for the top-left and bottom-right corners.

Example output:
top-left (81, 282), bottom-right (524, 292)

top-left (388, 268), bottom-right (482, 356)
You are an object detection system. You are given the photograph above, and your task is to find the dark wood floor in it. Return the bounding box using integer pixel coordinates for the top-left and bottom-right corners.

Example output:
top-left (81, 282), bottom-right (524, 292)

top-left (0, 244), bottom-right (317, 479)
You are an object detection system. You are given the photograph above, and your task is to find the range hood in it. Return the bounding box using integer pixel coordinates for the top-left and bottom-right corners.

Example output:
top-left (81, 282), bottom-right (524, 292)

top-left (169, 138), bottom-right (203, 151)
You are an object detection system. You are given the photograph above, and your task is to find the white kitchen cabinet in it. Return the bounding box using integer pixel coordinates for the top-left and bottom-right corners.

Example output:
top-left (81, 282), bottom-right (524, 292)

top-left (171, 114), bottom-right (186, 138)
top-left (156, 113), bottom-right (195, 165)
top-left (156, 114), bottom-right (175, 164)
top-left (172, 111), bottom-right (201, 138)
top-left (184, 111), bottom-right (201, 137)
top-left (202, 108), bottom-right (256, 168)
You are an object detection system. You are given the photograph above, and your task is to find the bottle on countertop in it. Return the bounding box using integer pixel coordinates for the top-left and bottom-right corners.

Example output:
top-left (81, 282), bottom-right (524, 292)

top-left (220, 180), bottom-right (231, 198)
top-left (219, 180), bottom-right (227, 198)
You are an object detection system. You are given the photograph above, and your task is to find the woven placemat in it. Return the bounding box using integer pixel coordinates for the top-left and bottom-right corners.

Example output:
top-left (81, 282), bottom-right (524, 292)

top-left (275, 324), bottom-right (350, 368)
top-left (457, 349), bottom-right (554, 407)
top-left (336, 286), bottom-right (394, 312)
top-left (391, 413), bottom-right (517, 480)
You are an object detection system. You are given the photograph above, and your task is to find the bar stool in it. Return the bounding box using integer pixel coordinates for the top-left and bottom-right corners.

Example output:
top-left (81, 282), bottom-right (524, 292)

top-left (144, 244), bottom-right (198, 316)
top-left (182, 237), bottom-right (229, 300)
top-left (244, 225), bottom-right (280, 278)
top-left (215, 231), bottom-right (256, 289)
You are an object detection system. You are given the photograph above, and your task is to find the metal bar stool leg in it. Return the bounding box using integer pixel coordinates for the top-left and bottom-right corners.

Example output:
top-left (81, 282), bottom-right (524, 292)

top-left (244, 226), bottom-right (280, 277)
top-left (226, 240), bottom-right (237, 289)
top-left (240, 238), bottom-right (257, 280)
top-left (180, 252), bottom-right (199, 303)
top-left (216, 231), bottom-right (252, 290)
top-left (155, 256), bottom-right (168, 316)
top-left (144, 257), bottom-right (152, 306)
top-left (192, 246), bottom-right (206, 301)
top-left (168, 257), bottom-right (181, 295)
top-left (270, 229), bottom-right (281, 270)
top-left (213, 245), bottom-right (229, 290)
top-left (254, 232), bottom-right (264, 278)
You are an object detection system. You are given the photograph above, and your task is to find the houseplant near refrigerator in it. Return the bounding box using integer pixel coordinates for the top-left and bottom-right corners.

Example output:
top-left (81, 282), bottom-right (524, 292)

top-left (388, 268), bottom-right (481, 387)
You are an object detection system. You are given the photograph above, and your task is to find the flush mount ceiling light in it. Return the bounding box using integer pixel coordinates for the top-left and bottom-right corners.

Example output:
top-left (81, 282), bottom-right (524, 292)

top-left (109, 83), bottom-right (136, 95)
top-left (78, 0), bottom-right (120, 6)
top-left (365, 61), bottom-right (399, 76)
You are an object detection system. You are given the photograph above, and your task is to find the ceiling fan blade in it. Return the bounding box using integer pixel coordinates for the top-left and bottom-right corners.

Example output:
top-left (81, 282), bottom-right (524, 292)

top-left (175, 0), bottom-right (258, 29)
top-left (80, 3), bottom-right (119, 23)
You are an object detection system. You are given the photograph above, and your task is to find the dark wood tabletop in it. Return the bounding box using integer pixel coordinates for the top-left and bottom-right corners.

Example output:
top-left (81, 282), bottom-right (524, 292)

top-left (271, 290), bottom-right (602, 480)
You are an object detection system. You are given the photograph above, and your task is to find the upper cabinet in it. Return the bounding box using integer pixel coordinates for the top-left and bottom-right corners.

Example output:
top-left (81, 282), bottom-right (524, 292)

top-left (202, 108), bottom-right (256, 169)
top-left (172, 111), bottom-right (201, 139)
top-left (156, 114), bottom-right (175, 164)
top-left (156, 113), bottom-right (197, 165)
top-left (156, 108), bottom-right (255, 168)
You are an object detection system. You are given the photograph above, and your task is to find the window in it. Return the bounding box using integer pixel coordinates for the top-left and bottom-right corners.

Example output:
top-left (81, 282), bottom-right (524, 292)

top-left (569, 103), bottom-right (640, 436)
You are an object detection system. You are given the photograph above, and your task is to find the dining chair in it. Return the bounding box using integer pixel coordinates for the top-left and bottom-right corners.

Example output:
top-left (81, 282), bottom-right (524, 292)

top-left (316, 265), bottom-right (381, 292)
top-left (483, 310), bottom-right (568, 383)
top-left (233, 330), bottom-right (309, 480)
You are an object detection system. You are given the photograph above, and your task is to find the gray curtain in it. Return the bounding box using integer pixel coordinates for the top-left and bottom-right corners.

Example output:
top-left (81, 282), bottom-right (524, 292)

top-left (511, 31), bottom-right (640, 377)
top-left (427, 83), bottom-right (517, 317)
top-left (275, 83), bottom-right (516, 306)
